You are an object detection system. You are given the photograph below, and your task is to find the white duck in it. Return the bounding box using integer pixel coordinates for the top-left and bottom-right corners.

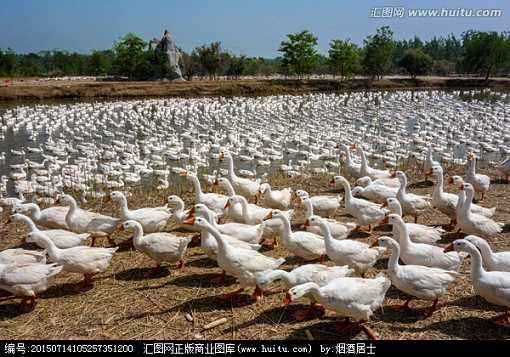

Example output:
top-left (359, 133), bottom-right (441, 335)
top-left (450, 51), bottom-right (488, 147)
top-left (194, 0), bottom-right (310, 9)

top-left (331, 176), bottom-right (385, 231)
top-left (181, 171), bottom-right (228, 213)
top-left (265, 210), bottom-right (326, 262)
top-left (58, 194), bottom-right (120, 246)
top-left (393, 171), bottom-right (431, 223)
top-left (445, 239), bottom-right (510, 324)
top-left (457, 183), bottom-right (502, 237)
top-left (9, 213), bottom-right (89, 248)
top-left (306, 215), bottom-right (385, 276)
top-left (351, 184), bottom-right (397, 204)
top-left (0, 248), bottom-right (47, 265)
top-left (381, 197), bottom-right (443, 244)
top-left (110, 191), bottom-right (171, 233)
top-left (356, 145), bottom-right (392, 180)
top-left (120, 220), bottom-right (191, 271)
top-left (257, 183), bottom-right (292, 210)
top-left (183, 216), bottom-right (285, 301)
top-left (219, 150), bottom-right (260, 200)
top-left (463, 235), bottom-right (510, 272)
top-left (377, 236), bottom-right (458, 317)
top-left (423, 146), bottom-right (440, 178)
top-left (0, 262), bottom-right (62, 310)
top-left (294, 190), bottom-right (341, 218)
top-left (388, 214), bottom-right (462, 271)
top-left (193, 204), bottom-right (261, 260)
top-left (429, 165), bottom-right (458, 226)
top-left (26, 231), bottom-right (118, 285)
top-left (166, 195), bottom-right (197, 232)
top-left (193, 204), bottom-right (264, 244)
top-left (14, 202), bottom-right (69, 230)
top-left (356, 176), bottom-right (400, 188)
top-left (339, 143), bottom-right (361, 178)
top-left (448, 175), bottom-right (495, 218)
top-left (465, 152), bottom-right (490, 201)
top-left (300, 197), bottom-right (355, 239)
top-left (284, 273), bottom-right (391, 340)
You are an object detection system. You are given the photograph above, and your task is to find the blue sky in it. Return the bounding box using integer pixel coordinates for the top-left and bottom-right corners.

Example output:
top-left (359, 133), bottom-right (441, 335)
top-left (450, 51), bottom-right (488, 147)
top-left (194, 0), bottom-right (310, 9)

top-left (1, 0), bottom-right (508, 57)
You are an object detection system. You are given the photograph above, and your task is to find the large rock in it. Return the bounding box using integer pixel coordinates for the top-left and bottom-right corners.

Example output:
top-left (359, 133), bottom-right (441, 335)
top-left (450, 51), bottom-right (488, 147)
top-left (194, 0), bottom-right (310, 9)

top-left (154, 30), bottom-right (184, 81)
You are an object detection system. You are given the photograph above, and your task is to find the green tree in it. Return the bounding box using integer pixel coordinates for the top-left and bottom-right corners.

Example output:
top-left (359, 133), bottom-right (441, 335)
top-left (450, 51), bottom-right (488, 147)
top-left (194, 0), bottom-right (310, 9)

top-left (87, 50), bottom-right (113, 75)
top-left (399, 48), bottom-right (433, 78)
top-left (461, 30), bottom-right (510, 80)
top-left (278, 30), bottom-right (319, 77)
top-left (112, 33), bottom-right (148, 79)
top-left (0, 48), bottom-right (17, 76)
top-left (195, 42), bottom-right (222, 79)
top-left (362, 26), bottom-right (395, 79)
top-left (328, 39), bottom-right (360, 80)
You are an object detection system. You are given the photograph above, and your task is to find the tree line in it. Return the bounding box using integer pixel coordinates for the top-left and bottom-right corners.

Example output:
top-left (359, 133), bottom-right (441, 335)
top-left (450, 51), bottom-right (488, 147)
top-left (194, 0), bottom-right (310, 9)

top-left (0, 27), bottom-right (509, 80)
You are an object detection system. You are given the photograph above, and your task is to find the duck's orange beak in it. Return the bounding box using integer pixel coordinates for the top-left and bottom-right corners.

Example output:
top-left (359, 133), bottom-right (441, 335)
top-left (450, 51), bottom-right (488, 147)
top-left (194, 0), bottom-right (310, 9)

top-left (183, 217), bottom-right (195, 225)
top-left (370, 240), bottom-right (379, 248)
top-left (219, 152), bottom-right (225, 161)
top-left (381, 201), bottom-right (388, 208)
top-left (213, 178), bottom-right (219, 186)
top-left (328, 179), bottom-right (336, 188)
top-left (263, 211), bottom-right (273, 221)
top-left (303, 219), bottom-right (310, 227)
top-left (443, 243), bottom-right (454, 253)
top-left (116, 223), bottom-right (124, 231)
top-left (380, 215), bottom-right (389, 224)
top-left (459, 185), bottom-right (464, 191)
top-left (283, 292), bottom-right (292, 305)
top-left (390, 171), bottom-right (396, 178)
top-left (186, 207), bottom-right (195, 219)
top-left (447, 177), bottom-right (453, 186)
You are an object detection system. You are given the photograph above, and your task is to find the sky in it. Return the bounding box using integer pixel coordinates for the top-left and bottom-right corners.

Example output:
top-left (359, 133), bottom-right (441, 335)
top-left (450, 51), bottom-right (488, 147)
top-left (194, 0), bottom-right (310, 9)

top-left (1, 0), bottom-right (509, 57)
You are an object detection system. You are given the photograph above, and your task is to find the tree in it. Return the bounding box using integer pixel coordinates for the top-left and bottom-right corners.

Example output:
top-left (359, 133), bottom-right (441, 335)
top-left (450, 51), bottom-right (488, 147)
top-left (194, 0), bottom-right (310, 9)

top-left (399, 48), bottom-right (433, 78)
top-left (461, 30), bottom-right (510, 80)
top-left (87, 50), bottom-right (113, 75)
top-left (278, 30), bottom-right (319, 77)
top-left (362, 26), bottom-right (395, 79)
top-left (195, 42), bottom-right (222, 79)
top-left (224, 54), bottom-right (246, 79)
top-left (328, 39), bottom-right (360, 80)
top-left (112, 33), bottom-right (147, 79)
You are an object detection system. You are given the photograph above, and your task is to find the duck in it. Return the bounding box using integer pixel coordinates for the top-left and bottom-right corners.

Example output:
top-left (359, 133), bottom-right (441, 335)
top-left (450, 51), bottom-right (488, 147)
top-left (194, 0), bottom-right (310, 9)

top-left (356, 176), bottom-right (400, 189)
top-left (376, 236), bottom-right (458, 317)
top-left (330, 176), bottom-right (385, 231)
top-left (183, 216), bottom-right (284, 301)
top-left (166, 195), bottom-right (197, 232)
top-left (9, 213), bottom-right (90, 248)
top-left (257, 183), bottom-right (292, 210)
top-left (445, 239), bottom-right (510, 324)
top-left (306, 215), bottom-right (385, 276)
top-left (294, 190), bottom-right (341, 218)
top-left (465, 152), bottom-right (490, 201)
top-left (219, 150), bottom-right (260, 200)
top-left (26, 231), bottom-right (118, 286)
top-left (381, 198), bottom-right (443, 244)
top-left (110, 191), bottom-right (171, 233)
top-left (0, 248), bottom-right (47, 265)
top-left (356, 144), bottom-right (392, 180)
top-left (387, 214), bottom-right (462, 271)
top-left (423, 146), bottom-right (440, 178)
top-left (300, 197), bottom-right (355, 239)
top-left (192, 204), bottom-right (264, 244)
top-left (264, 210), bottom-right (326, 262)
top-left (181, 171), bottom-right (228, 213)
top-left (351, 184), bottom-right (397, 204)
top-left (339, 143), bottom-right (361, 179)
top-left (120, 220), bottom-right (191, 271)
top-left (193, 203), bottom-right (261, 260)
top-left (463, 235), bottom-right (510, 272)
top-left (448, 175), bottom-right (495, 218)
top-left (457, 183), bottom-right (502, 237)
top-left (429, 165), bottom-right (458, 226)
top-left (57, 194), bottom-right (120, 246)
top-left (14, 202), bottom-right (69, 230)
top-left (284, 273), bottom-right (391, 340)
top-left (392, 171), bottom-right (431, 223)
top-left (0, 261), bottom-right (62, 310)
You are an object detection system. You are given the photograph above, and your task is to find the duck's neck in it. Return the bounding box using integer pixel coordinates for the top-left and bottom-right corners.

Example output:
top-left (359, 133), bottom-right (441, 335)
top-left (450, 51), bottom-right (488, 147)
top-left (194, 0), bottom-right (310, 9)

top-left (25, 203), bottom-right (42, 221)
top-left (344, 148), bottom-right (353, 165)
top-left (390, 203), bottom-right (403, 217)
top-left (359, 149), bottom-right (368, 171)
top-left (275, 215), bottom-right (292, 243)
top-left (318, 221), bottom-right (334, 246)
top-left (397, 176), bottom-right (407, 196)
top-left (17, 215), bottom-right (39, 233)
top-left (65, 197), bottom-right (79, 224)
top-left (303, 200), bottom-right (314, 218)
top-left (226, 156), bottom-right (237, 181)
top-left (467, 247), bottom-right (485, 279)
top-left (433, 172), bottom-right (444, 197)
top-left (265, 270), bottom-right (293, 287)
top-left (118, 196), bottom-right (130, 219)
top-left (456, 190), bottom-right (465, 214)
top-left (131, 223), bottom-right (145, 247)
top-left (189, 176), bottom-right (203, 202)
top-left (476, 241), bottom-right (496, 268)
top-left (467, 159), bottom-right (476, 176)
top-left (395, 220), bottom-right (411, 248)
top-left (237, 196), bottom-right (253, 223)
top-left (387, 244), bottom-right (401, 273)
top-left (38, 234), bottom-right (61, 261)
top-left (221, 181), bottom-right (236, 196)
top-left (461, 190), bottom-right (474, 218)
top-left (342, 181), bottom-right (353, 203)
top-left (205, 223), bottom-right (228, 253)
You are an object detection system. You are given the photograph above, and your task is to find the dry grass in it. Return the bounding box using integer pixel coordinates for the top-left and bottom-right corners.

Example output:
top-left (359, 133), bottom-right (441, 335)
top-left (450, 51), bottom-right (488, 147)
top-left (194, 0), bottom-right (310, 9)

top-left (1, 167), bottom-right (510, 340)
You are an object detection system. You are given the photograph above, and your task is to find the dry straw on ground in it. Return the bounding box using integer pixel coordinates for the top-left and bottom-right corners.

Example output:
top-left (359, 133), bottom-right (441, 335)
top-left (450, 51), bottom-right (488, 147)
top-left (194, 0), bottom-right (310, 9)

top-left (0, 167), bottom-right (509, 340)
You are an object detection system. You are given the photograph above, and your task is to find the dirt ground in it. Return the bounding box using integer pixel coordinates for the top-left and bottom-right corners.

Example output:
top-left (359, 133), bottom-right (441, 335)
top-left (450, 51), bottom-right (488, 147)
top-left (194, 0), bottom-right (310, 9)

top-left (0, 167), bottom-right (509, 340)
top-left (1, 77), bottom-right (510, 102)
